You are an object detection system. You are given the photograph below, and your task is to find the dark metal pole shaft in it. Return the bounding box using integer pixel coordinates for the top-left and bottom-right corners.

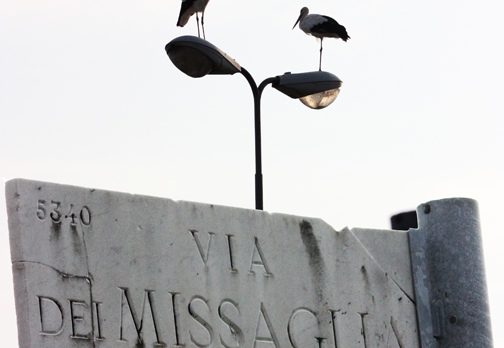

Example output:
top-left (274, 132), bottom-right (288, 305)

top-left (239, 67), bottom-right (276, 210)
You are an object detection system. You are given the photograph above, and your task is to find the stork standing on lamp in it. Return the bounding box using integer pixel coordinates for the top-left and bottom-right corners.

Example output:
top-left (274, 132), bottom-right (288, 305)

top-left (177, 0), bottom-right (210, 39)
top-left (293, 7), bottom-right (350, 71)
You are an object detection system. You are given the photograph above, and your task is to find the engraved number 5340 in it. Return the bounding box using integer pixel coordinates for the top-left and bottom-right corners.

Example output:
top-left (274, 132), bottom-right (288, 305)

top-left (36, 200), bottom-right (91, 226)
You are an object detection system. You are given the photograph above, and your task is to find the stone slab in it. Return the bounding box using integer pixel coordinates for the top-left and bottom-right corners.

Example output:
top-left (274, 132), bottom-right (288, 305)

top-left (6, 179), bottom-right (419, 347)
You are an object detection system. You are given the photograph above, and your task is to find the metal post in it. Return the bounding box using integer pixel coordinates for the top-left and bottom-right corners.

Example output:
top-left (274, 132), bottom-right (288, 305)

top-left (239, 67), bottom-right (276, 211)
top-left (409, 198), bottom-right (493, 347)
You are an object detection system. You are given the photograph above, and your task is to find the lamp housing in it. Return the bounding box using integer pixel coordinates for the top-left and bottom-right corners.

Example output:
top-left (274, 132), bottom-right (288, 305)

top-left (273, 71), bottom-right (342, 109)
top-left (165, 36), bottom-right (241, 78)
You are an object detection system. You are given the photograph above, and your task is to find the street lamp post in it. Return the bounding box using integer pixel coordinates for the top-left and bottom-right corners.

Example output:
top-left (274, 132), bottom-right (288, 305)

top-left (239, 68), bottom-right (270, 211)
top-left (165, 36), bottom-right (343, 210)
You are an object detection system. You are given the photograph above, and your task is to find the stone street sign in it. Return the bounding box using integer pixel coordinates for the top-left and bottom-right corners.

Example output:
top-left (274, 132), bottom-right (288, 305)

top-left (5, 179), bottom-right (491, 347)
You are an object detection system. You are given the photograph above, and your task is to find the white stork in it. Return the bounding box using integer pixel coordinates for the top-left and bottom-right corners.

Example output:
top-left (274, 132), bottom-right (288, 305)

top-left (293, 7), bottom-right (350, 71)
top-left (177, 0), bottom-right (210, 39)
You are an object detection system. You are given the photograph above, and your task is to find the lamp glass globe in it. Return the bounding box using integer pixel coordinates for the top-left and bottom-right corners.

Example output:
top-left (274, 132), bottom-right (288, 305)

top-left (299, 88), bottom-right (340, 109)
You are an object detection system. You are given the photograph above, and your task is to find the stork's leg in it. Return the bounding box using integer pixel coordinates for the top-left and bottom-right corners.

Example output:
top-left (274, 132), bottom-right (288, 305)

top-left (196, 12), bottom-right (201, 38)
top-left (201, 11), bottom-right (206, 39)
top-left (319, 38), bottom-right (323, 71)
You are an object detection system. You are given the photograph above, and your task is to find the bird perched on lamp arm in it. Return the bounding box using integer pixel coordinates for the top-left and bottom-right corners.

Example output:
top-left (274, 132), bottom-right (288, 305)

top-left (293, 7), bottom-right (350, 71)
top-left (177, 0), bottom-right (210, 39)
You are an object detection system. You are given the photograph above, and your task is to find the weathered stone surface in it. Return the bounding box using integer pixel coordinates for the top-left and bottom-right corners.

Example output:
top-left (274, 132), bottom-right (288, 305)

top-left (6, 179), bottom-right (418, 347)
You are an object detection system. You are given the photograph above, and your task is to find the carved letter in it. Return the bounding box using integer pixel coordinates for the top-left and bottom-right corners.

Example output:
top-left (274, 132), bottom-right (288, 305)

top-left (218, 299), bottom-right (244, 348)
top-left (288, 307), bottom-right (321, 348)
top-left (188, 296), bottom-right (214, 348)
top-left (315, 337), bottom-right (327, 348)
top-left (93, 301), bottom-right (105, 340)
top-left (37, 296), bottom-right (64, 336)
top-left (169, 292), bottom-right (185, 347)
top-left (249, 237), bottom-right (273, 276)
top-left (329, 309), bottom-right (340, 348)
top-left (389, 316), bottom-right (405, 348)
top-left (358, 312), bottom-right (368, 348)
top-left (190, 230), bottom-right (215, 266)
top-left (118, 287), bottom-right (165, 345)
top-left (68, 299), bottom-right (90, 339)
top-left (225, 234), bottom-right (238, 272)
top-left (253, 302), bottom-right (279, 347)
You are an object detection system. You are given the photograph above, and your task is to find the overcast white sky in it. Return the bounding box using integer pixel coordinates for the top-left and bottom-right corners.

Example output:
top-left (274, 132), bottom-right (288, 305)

top-left (1, 0), bottom-right (503, 346)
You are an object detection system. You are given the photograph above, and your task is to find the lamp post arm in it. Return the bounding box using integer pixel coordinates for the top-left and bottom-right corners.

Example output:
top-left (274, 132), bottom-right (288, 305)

top-left (239, 67), bottom-right (277, 210)
top-left (258, 77), bottom-right (278, 97)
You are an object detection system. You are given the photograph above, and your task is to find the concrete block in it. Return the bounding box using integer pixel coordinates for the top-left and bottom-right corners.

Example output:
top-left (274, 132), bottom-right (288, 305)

top-left (6, 179), bottom-right (418, 347)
